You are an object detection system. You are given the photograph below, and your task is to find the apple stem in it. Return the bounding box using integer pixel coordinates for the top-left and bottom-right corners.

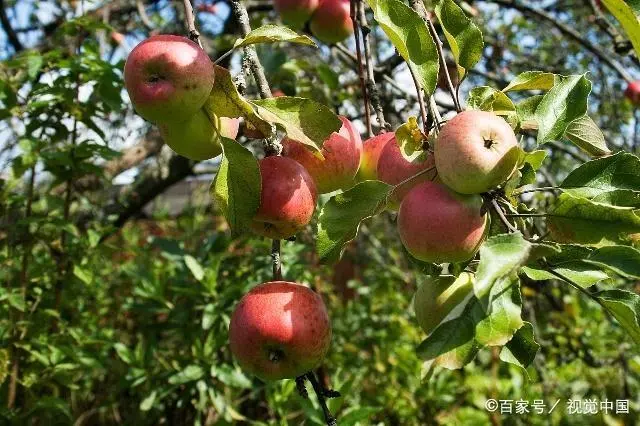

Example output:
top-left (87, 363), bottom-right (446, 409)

top-left (306, 371), bottom-right (339, 426)
top-left (182, 0), bottom-right (202, 48)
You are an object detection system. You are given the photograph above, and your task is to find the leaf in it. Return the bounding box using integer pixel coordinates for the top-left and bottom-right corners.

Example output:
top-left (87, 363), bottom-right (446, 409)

top-left (601, 0), bottom-right (640, 60)
top-left (184, 255), bottom-right (204, 281)
top-left (595, 289), bottom-right (640, 345)
top-left (521, 263), bottom-right (608, 288)
top-left (251, 96), bottom-right (341, 153)
top-left (502, 71), bottom-right (556, 93)
top-left (475, 274), bottom-right (524, 346)
top-left (515, 95), bottom-right (544, 130)
top-left (140, 391), bottom-right (157, 411)
top-left (394, 117), bottom-right (427, 160)
top-left (368, 0), bottom-right (439, 94)
top-left (168, 365), bottom-right (204, 385)
top-left (467, 86), bottom-right (517, 123)
top-left (339, 406), bottom-right (383, 426)
top-left (560, 152), bottom-right (640, 207)
top-left (547, 193), bottom-right (640, 245)
top-left (474, 233), bottom-right (531, 302)
top-left (7, 292), bottom-right (25, 312)
top-left (434, 0), bottom-right (483, 77)
top-left (535, 74), bottom-right (591, 144)
top-left (585, 246), bottom-right (640, 279)
top-left (564, 115), bottom-right (610, 157)
top-left (204, 65), bottom-right (273, 138)
top-left (212, 138), bottom-right (261, 237)
top-left (210, 365), bottom-right (253, 388)
top-left (317, 181), bottom-right (392, 262)
top-left (233, 25), bottom-right (317, 49)
top-left (114, 343), bottom-right (133, 364)
top-left (499, 322), bottom-right (539, 371)
top-left (73, 265), bottom-right (93, 285)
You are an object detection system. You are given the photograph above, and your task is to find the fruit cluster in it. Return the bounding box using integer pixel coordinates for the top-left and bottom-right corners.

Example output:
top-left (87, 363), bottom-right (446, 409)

top-left (274, 0), bottom-right (354, 44)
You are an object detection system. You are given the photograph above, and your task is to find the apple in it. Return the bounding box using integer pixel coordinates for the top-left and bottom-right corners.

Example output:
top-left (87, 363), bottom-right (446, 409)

top-left (398, 182), bottom-right (487, 263)
top-left (376, 138), bottom-right (436, 209)
top-left (414, 272), bottom-right (474, 335)
top-left (124, 34), bottom-right (214, 125)
top-left (309, 0), bottom-right (354, 44)
top-left (625, 80), bottom-right (640, 105)
top-left (434, 110), bottom-right (520, 195)
top-left (251, 156), bottom-right (318, 239)
top-left (159, 112), bottom-right (239, 161)
top-left (282, 116), bottom-right (362, 194)
top-left (229, 281), bottom-right (332, 381)
top-left (274, 0), bottom-right (319, 29)
top-left (357, 132), bottom-right (395, 181)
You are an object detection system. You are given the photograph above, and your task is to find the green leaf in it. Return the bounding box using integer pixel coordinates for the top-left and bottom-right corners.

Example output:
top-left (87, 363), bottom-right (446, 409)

top-left (475, 275), bottom-right (524, 346)
top-left (368, 0), bottom-right (439, 94)
top-left (340, 406), bottom-right (383, 426)
top-left (547, 193), bottom-right (640, 245)
top-left (502, 71), bottom-right (555, 93)
top-left (560, 152), bottom-right (640, 207)
top-left (114, 343), bottom-right (133, 364)
top-left (184, 255), bottom-right (204, 281)
top-left (212, 138), bottom-right (261, 237)
top-left (564, 115), bottom-right (610, 157)
top-left (595, 289), bottom-right (640, 345)
top-left (515, 95), bottom-right (544, 130)
top-left (394, 117), bottom-right (427, 160)
top-left (535, 74), bottom-right (591, 144)
top-left (7, 292), bottom-right (26, 312)
top-left (601, 0), bottom-right (640, 59)
top-left (317, 181), bottom-right (392, 262)
top-left (140, 391), bottom-right (157, 411)
top-left (168, 365), bottom-right (204, 385)
top-left (210, 365), bottom-right (253, 388)
top-left (474, 233), bottom-right (531, 302)
top-left (521, 263), bottom-right (608, 288)
top-left (499, 322), bottom-right (539, 371)
top-left (434, 0), bottom-right (483, 77)
top-left (233, 25), bottom-right (317, 49)
top-left (252, 96), bottom-right (341, 153)
top-left (73, 265), bottom-right (93, 285)
top-left (585, 246), bottom-right (640, 279)
top-left (204, 65), bottom-right (273, 138)
top-left (467, 86), bottom-right (517, 123)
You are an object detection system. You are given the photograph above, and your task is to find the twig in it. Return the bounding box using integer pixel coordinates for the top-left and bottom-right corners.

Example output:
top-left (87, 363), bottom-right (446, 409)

top-left (513, 186), bottom-right (560, 196)
top-left (541, 262), bottom-right (609, 310)
top-left (407, 64), bottom-right (430, 133)
top-left (0, 0), bottom-right (23, 52)
top-left (182, 0), bottom-right (202, 47)
top-left (351, 0), bottom-right (372, 137)
top-left (488, 197), bottom-right (518, 233)
top-left (306, 371), bottom-right (338, 426)
top-left (426, 19), bottom-right (461, 112)
top-left (136, 0), bottom-right (155, 31)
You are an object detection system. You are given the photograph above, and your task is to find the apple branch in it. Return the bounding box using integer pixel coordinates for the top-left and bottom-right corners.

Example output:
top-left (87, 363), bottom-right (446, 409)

top-left (426, 18), bottom-right (462, 112)
top-left (182, 0), bottom-right (202, 47)
top-left (351, 0), bottom-right (373, 137)
top-left (306, 371), bottom-right (338, 426)
top-left (0, 0), bottom-right (23, 52)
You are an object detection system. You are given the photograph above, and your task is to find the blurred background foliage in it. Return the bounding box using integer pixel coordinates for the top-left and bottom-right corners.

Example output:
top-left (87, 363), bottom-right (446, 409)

top-left (0, 0), bottom-right (639, 425)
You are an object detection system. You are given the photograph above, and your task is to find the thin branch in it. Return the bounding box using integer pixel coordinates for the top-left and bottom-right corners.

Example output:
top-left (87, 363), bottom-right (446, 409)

top-left (306, 372), bottom-right (337, 426)
top-left (351, 0), bottom-right (372, 137)
top-left (182, 0), bottom-right (202, 47)
top-left (137, 0), bottom-right (156, 31)
top-left (426, 18), bottom-right (461, 112)
top-left (407, 64), bottom-right (429, 133)
top-left (0, 0), bottom-right (23, 52)
top-left (489, 197), bottom-right (518, 233)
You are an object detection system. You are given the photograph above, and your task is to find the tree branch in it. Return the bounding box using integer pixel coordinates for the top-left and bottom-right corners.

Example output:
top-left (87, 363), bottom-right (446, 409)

top-left (0, 0), bottom-right (23, 52)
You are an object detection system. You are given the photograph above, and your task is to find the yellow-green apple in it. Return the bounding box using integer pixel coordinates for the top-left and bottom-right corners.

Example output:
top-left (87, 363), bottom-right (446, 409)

top-left (625, 80), bottom-right (640, 105)
top-left (357, 132), bottom-right (395, 181)
top-left (398, 182), bottom-right (487, 263)
top-left (376, 138), bottom-right (436, 209)
top-left (274, 0), bottom-right (319, 29)
top-left (282, 116), bottom-right (362, 194)
top-left (414, 272), bottom-right (474, 335)
top-left (229, 281), bottom-right (332, 381)
top-left (435, 110), bottom-right (519, 194)
top-left (124, 35), bottom-right (214, 124)
top-left (309, 0), bottom-right (354, 44)
top-left (159, 112), bottom-right (239, 160)
top-left (251, 156), bottom-right (318, 239)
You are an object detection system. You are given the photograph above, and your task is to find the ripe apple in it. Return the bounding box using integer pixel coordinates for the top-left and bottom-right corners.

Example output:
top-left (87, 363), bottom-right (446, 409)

top-left (251, 156), bottom-right (318, 239)
top-left (434, 110), bottom-right (520, 195)
top-left (414, 272), bottom-right (474, 335)
top-left (274, 0), bottom-right (319, 29)
top-left (124, 35), bottom-right (214, 125)
top-left (309, 0), bottom-right (354, 44)
top-left (282, 116), bottom-right (362, 194)
top-left (357, 132), bottom-right (395, 181)
top-left (625, 80), bottom-right (640, 105)
top-left (398, 182), bottom-right (487, 263)
top-left (159, 112), bottom-right (239, 160)
top-left (376, 138), bottom-right (436, 209)
top-left (229, 281), bottom-right (332, 381)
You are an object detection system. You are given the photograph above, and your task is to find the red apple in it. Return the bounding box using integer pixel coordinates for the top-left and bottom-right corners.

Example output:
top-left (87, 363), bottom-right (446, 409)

top-left (435, 110), bottom-right (520, 195)
top-left (625, 80), bottom-right (640, 105)
top-left (357, 132), bottom-right (395, 181)
top-left (124, 35), bottom-right (214, 125)
top-left (251, 156), bottom-right (318, 239)
top-left (229, 281), bottom-right (332, 381)
top-left (309, 0), bottom-right (354, 44)
top-left (398, 182), bottom-right (487, 263)
top-left (376, 138), bottom-right (436, 209)
top-left (159, 112), bottom-right (239, 160)
top-left (282, 116), bottom-right (362, 194)
top-left (274, 0), bottom-right (319, 29)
